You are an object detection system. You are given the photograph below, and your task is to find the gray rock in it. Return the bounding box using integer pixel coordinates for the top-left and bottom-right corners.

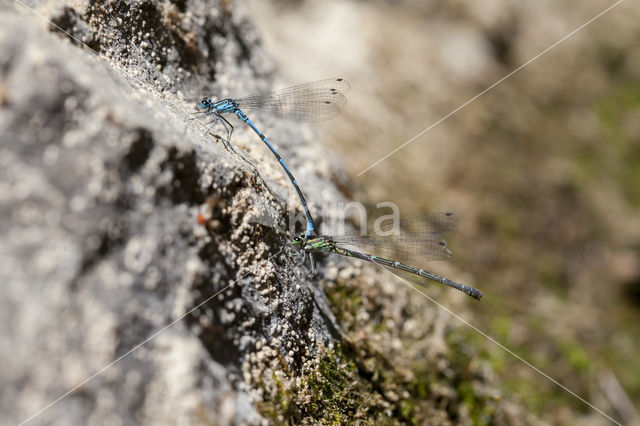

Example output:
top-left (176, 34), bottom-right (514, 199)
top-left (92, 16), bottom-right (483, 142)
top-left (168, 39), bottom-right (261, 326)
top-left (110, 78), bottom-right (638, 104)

top-left (1, 1), bottom-right (343, 424)
top-left (1, 1), bottom-right (530, 424)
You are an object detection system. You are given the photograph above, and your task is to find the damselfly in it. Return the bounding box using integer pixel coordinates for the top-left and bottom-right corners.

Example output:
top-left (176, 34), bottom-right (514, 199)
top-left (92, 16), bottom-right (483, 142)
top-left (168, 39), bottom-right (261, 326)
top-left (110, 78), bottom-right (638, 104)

top-left (292, 212), bottom-right (482, 300)
top-left (198, 78), bottom-right (350, 241)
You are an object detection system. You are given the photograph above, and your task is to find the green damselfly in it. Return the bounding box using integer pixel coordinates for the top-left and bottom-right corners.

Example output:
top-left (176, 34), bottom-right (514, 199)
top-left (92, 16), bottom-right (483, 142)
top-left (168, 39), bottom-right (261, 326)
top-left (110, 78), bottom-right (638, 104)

top-left (292, 212), bottom-right (482, 300)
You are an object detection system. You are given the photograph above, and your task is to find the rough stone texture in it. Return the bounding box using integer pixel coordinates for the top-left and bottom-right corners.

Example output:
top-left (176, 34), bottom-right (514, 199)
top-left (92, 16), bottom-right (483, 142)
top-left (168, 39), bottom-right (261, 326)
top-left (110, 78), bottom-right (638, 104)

top-left (248, 1), bottom-right (640, 424)
top-left (1, 1), bottom-right (343, 424)
top-left (2, 1), bottom-right (530, 425)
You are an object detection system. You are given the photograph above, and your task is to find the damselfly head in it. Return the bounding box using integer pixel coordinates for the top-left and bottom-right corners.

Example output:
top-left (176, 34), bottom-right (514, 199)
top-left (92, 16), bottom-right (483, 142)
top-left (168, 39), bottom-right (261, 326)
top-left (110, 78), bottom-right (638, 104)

top-left (199, 97), bottom-right (213, 109)
top-left (291, 234), bottom-right (305, 245)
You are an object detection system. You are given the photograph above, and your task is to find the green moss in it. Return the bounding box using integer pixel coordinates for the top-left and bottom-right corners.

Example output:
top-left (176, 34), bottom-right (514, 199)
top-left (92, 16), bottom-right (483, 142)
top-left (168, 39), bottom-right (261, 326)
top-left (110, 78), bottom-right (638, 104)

top-left (557, 339), bottom-right (592, 374)
top-left (305, 346), bottom-right (359, 422)
top-left (257, 273), bottom-right (521, 423)
top-left (324, 280), bottom-right (363, 332)
top-left (259, 368), bottom-right (298, 421)
top-left (490, 316), bottom-right (511, 342)
top-left (400, 400), bottom-right (416, 423)
top-left (258, 343), bottom-right (383, 424)
top-left (593, 81), bottom-right (640, 206)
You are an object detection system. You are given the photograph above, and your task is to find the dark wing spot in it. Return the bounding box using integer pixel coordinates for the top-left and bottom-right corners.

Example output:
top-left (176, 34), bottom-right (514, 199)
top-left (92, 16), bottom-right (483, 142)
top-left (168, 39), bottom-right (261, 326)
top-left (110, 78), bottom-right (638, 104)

top-left (325, 101), bottom-right (331, 104)
top-left (336, 78), bottom-right (343, 81)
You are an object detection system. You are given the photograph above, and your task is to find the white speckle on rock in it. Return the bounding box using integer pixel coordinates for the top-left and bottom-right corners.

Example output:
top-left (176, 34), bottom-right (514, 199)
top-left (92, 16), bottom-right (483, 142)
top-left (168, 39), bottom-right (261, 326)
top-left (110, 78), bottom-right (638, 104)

top-left (124, 236), bottom-right (156, 273)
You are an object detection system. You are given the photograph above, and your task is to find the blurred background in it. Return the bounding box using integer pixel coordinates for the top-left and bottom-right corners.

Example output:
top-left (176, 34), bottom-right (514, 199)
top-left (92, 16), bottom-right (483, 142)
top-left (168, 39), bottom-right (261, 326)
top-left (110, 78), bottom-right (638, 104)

top-left (244, 0), bottom-right (640, 423)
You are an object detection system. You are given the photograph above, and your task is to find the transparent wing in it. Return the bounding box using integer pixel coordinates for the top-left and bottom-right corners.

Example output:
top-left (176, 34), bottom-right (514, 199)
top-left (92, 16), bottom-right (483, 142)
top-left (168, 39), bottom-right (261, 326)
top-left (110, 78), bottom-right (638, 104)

top-left (332, 233), bottom-right (453, 263)
top-left (234, 78), bottom-right (350, 122)
top-left (343, 212), bottom-right (459, 237)
top-left (331, 212), bottom-right (458, 264)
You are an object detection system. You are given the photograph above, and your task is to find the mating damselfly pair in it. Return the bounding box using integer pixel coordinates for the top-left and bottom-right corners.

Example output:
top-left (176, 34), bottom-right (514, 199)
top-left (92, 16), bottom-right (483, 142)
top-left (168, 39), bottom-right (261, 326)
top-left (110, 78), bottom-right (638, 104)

top-left (197, 79), bottom-right (482, 300)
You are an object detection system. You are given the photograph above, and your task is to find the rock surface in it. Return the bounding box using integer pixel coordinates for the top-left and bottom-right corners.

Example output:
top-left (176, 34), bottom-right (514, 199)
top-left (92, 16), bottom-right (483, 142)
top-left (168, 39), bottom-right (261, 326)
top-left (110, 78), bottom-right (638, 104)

top-left (2, 1), bottom-right (525, 424)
